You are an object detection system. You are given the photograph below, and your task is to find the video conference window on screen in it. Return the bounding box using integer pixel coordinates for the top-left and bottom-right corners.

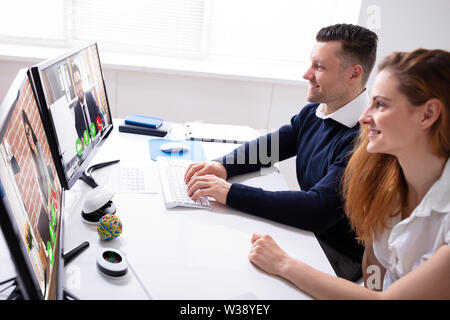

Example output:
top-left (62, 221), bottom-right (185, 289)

top-left (39, 44), bottom-right (111, 181)
top-left (0, 43), bottom-right (112, 298)
top-left (0, 73), bottom-right (62, 296)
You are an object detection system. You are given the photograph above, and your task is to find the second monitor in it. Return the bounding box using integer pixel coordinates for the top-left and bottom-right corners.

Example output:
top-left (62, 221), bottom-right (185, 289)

top-left (29, 42), bottom-right (113, 190)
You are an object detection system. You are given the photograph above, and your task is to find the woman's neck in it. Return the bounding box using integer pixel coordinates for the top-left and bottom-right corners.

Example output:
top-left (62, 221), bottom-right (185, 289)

top-left (397, 151), bottom-right (446, 216)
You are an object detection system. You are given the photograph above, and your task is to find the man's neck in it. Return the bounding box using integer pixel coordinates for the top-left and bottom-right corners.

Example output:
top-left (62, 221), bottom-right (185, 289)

top-left (322, 87), bottom-right (365, 115)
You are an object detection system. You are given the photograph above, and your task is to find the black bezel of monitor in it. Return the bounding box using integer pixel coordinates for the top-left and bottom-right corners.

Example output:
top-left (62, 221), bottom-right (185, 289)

top-left (0, 187), bottom-right (42, 300)
top-left (0, 69), bottom-right (64, 300)
top-left (29, 42), bottom-right (113, 190)
top-left (0, 190), bottom-right (66, 300)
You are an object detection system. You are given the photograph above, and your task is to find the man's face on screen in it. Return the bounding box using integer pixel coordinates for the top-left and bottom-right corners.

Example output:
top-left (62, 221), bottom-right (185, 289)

top-left (73, 70), bottom-right (85, 102)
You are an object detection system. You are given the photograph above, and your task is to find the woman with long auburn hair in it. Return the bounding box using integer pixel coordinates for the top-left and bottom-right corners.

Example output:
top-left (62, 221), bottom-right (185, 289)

top-left (248, 48), bottom-right (450, 299)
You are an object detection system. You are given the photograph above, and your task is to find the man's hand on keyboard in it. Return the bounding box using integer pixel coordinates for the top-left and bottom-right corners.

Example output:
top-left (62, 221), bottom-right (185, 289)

top-left (186, 174), bottom-right (231, 205)
top-left (184, 161), bottom-right (227, 184)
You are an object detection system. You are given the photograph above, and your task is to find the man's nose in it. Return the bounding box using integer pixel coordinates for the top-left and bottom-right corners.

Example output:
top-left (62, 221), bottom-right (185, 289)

top-left (302, 66), bottom-right (313, 81)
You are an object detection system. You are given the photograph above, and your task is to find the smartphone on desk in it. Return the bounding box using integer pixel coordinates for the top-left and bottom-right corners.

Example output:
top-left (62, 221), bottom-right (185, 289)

top-left (125, 114), bottom-right (163, 129)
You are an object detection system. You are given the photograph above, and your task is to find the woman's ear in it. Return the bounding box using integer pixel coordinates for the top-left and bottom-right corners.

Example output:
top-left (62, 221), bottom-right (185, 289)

top-left (420, 98), bottom-right (442, 130)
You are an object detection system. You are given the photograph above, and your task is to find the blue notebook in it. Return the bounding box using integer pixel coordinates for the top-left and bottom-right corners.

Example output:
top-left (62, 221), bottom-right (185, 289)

top-left (125, 114), bottom-right (163, 128)
top-left (149, 139), bottom-right (206, 162)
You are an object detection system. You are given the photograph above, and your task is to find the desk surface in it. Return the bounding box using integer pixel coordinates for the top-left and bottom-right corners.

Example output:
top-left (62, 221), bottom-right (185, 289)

top-left (2, 121), bottom-right (335, 299)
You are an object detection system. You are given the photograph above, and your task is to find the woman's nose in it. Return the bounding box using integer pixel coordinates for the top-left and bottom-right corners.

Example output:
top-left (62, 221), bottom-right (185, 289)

top-left (359, 108), bottom-right (373, 125)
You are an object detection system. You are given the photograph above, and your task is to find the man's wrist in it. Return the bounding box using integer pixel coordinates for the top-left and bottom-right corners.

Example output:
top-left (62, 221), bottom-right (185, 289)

top-left (211, 160), bottom-right (227, 179)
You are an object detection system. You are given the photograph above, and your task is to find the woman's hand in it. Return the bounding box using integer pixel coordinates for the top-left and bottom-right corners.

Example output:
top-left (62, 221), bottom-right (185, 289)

top-left (248, 233), bottom-right (291, 276)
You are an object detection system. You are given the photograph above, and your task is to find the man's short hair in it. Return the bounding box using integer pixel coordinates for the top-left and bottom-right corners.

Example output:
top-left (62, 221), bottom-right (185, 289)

top-left (71, 62), bottom-right (81, 77)
top-left (316, 23), bottom-right (378, 86)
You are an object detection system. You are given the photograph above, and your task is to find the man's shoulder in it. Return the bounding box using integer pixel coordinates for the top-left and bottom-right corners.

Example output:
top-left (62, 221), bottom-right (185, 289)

top-left (294, 102), bottom-right (320, 123)
top-left (332, 121), bottom-right (360, 141)
top-left (334, 123), bottom-right (360, 151)
top-left (72, 100), bottom-right (81, 112)
top-left (285, 102), bottom-right (321, 132)
top-left (85, 90), bottom-right (99, 109)
top-left (85, 90), bottom-right (95, 100)
top-left (343, 122), bottom-right (361, 136)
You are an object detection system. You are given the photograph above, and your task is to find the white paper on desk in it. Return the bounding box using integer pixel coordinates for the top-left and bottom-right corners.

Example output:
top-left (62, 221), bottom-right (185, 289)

top-left (185, 122), bottom-right (260, 143)
top-left (107, 165), bottom-right (158, 194)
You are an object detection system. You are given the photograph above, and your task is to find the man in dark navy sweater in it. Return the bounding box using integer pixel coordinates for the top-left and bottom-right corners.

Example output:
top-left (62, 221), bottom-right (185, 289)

top-left (185, 24), bottom-right (378, 281)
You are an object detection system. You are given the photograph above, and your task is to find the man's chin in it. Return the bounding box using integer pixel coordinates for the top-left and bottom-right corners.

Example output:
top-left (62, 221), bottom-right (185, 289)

top-left (306, 95), bottom-right (322, 103)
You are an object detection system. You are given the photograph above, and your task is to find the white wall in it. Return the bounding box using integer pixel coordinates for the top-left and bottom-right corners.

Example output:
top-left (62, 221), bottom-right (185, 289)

top-left (0, 60), bottom-right (307, 130)
top-left (358, 0), bottom-right (450, 87)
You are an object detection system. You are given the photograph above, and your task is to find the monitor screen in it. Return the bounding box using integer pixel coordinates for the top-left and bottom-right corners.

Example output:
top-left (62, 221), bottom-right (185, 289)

top-left (0, 69), bottom-right (63, 299)
top-left (30, 42), bottom-right (113, 189)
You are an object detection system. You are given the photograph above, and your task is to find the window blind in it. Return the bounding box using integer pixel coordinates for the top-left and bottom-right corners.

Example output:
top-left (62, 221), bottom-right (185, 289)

top-left (0, 0), bottom-right (362, 76)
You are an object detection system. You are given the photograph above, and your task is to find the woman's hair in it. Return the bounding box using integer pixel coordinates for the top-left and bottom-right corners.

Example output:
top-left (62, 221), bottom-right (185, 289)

top-left (342, 48), bottom-right (450, 244)
top-left (22, 110), bottom-right (38, 149)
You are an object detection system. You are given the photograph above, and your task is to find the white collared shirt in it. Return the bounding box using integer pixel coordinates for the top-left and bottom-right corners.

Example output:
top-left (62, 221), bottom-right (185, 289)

top-left (315, 89), bottom-right (369, 127)
top-left (373, 157), bottom-right (450, 290)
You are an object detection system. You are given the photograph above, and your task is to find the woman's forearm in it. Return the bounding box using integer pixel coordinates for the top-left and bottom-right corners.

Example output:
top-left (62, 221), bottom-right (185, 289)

top-left (280, 257), bottom-right (381, 300)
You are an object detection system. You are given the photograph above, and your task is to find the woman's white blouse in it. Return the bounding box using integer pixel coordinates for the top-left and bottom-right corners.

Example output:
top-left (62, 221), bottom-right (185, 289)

top-left (373, 158), bottom-right (450, 291)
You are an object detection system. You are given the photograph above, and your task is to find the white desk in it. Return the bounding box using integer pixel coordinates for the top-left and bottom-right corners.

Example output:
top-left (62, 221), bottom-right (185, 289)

top-left (1, 121), bottom-right (335, 299)
top-left (62, 122), bottom-right (336, 299)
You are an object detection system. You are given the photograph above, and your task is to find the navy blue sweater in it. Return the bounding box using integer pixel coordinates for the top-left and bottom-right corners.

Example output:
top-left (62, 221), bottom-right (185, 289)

top-left (218, 103), bottom-right (364, 263)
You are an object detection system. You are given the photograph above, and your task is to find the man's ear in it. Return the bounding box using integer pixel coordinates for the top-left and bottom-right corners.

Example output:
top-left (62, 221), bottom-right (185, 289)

top-left (349, 64), bottom-right (363, 81)
top-left (420, 98), bottom-right (442, 129)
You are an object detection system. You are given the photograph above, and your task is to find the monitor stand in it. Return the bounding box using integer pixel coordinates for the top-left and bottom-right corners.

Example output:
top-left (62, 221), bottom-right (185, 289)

top-left (80, 159), bottom-right (120, 188)
top-left (0, 277), bottom-right (20, 300)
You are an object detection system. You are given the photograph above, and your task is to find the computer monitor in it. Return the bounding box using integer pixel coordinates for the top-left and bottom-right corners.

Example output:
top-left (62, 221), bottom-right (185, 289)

top-left (29, 42), bottom-right (113, 189)
top-left (0, 69), bottom-right (65, 299)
